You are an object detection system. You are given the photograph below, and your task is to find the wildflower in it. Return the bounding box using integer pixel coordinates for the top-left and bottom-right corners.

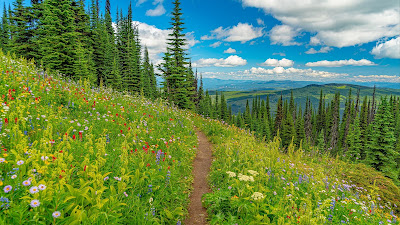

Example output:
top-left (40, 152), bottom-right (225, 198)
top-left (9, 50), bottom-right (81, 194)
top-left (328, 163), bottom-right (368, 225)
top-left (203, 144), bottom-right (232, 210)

top-left (104, 176), bottom-right (109, 181)
top-left (22, 180), bottom-right (31, 186)
top-left (226, 171), bottom-right (236, 177)
top-left (3, 185), bottom-right (12, 193)
top-left (38, 184), bottom-right (46, 191)
top-left (16, 160), bottom-right (24, 165)
top-left (251, 192), bottom-right (265, 200)
top-left (238, 173), bottom-right (255, 182)
top-left (0, 158), bottom-right (5, 163)
top-left (247, 170), bottom-right (259, 176)
top-left (149, 197), bottom-right (153, 204)
top-left (29, 186), bottom-right (39, 194)
top-left (124, 192), bottom-right (128, 197)
top-left (30, 199), bottom-right (40, 208)
top-left (11, 175), bottom-right (17, 179)
top-left (52, 211), bottom-right (61, 218)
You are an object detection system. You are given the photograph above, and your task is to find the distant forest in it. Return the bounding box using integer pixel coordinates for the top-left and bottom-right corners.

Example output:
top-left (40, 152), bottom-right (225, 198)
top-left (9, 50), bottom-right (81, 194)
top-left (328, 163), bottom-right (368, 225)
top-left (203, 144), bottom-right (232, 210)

top-left (198, 89), bottom-right (400, 183)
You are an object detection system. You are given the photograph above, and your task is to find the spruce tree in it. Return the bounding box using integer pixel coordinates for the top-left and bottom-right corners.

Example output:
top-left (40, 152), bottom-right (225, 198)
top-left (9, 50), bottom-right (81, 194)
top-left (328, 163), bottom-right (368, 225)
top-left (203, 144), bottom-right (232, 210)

top-left (347, 115), bottom-right (362, 162)
top-left (159, 0), bottom-right (192, 109)
top-left (0, 3), bottom-right (10, 52)
top-left (365, 97), bottom-right (398, 181)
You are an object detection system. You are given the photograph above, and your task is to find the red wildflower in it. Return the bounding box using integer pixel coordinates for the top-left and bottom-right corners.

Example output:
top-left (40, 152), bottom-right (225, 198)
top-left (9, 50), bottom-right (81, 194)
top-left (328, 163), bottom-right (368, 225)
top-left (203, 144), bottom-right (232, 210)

top-left (84, 165), bottom-right (87, 171)
top-left (72, 134), bottom-right (76, 140)
top-left (146, 163), bottom-right (150, 167)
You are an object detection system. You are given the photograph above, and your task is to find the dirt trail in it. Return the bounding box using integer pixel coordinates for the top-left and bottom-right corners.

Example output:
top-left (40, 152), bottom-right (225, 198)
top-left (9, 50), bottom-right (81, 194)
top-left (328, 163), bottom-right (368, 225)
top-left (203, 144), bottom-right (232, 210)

top-left (183, 130), bottom-right (212, 225)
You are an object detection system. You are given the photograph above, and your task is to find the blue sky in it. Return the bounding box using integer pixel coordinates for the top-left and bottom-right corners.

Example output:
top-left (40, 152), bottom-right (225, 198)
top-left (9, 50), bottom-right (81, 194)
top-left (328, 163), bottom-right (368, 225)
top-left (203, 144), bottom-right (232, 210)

top-left (2, 0), bottom-right (400, 84)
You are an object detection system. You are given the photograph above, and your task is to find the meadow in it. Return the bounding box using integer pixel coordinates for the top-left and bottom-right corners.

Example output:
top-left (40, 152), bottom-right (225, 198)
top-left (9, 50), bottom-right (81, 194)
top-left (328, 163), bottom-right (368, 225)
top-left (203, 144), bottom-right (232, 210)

top-left (193, 117), bottom-right (400, 224)
top-left (0, 52), bottom-right (399, 224)
top-left (0, 52), bottom-right (197, 224)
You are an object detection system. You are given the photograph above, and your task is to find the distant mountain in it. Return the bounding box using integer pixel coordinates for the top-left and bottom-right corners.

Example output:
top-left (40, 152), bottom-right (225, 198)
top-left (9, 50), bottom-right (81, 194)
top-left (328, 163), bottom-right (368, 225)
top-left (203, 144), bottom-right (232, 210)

top-left (202, 79), bottom-right (323, 91)
top-left (218, 83), bottom-right (400, 115)
top-left (201, 78), bottom-right (399, 91)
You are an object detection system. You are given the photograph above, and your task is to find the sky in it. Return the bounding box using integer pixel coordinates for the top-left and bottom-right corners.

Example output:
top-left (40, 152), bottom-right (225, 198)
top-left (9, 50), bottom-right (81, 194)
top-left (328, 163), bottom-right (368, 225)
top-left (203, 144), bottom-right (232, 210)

top-left (2, 0), bottom-right (400, 84)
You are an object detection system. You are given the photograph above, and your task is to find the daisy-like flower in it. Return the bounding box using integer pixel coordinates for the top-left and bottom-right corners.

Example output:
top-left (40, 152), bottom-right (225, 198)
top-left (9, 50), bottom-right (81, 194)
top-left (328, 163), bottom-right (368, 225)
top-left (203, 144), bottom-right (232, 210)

top-left (4, 185), bottom-right (12, 193)
top-left (38, 184), bottom-right (46, 191)
top-left (0, 158), bottom-right (5, 163)
top-left (52, 211), bottom-right (61, 218)
top-left (22, 180), bottom-right (31, 186)
top-left (29, 186), bottom-right (39, 194)
top-left (16, 160), bottom-right (24, 165)
top-left (30, 199), bottom-right (40, 208)
top-left (11, 175), bottom-right (17, 179)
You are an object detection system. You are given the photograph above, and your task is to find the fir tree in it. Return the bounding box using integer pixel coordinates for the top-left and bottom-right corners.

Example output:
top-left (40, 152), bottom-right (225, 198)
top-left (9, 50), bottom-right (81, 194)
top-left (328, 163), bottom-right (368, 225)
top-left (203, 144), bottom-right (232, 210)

top-left (365, 97), bottom-right (398, 181)
top-left (347, 115), bottom-right (362, 162)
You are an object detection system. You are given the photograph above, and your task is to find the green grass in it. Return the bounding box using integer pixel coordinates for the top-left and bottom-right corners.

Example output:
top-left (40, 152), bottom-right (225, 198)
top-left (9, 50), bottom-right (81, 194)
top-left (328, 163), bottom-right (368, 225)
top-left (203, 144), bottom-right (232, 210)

top-left (0, 53), bottom-right (399, 224)
top-left (193, 117), bottom-right (399, 224)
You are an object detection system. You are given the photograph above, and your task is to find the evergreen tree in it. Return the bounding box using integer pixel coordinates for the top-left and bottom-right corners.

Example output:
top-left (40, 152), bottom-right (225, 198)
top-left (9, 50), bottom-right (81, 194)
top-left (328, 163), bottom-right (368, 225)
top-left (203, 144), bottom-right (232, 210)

top-left (365, 97), bottom-right (398, 181)
top-left (9, 0), bottom-right (35, 59)
top-left (274, 95), bottom-right (284, 135)
top-left (159, 0), bottom-right (192, 109)
top-left (347, 115), bottom-right (362, 162)
top-left (317, 129), bottom-right (326, 151)
top-left (37, 0), bottom-right (78, 77)
top-left (0, 3), bottom-right (10, 51)
top-left (329, 93), bottom-right (340, 152)
top-left (281, 111), bottom-right (296, 147)
top-left (295, 106), bottom-right (305, 145)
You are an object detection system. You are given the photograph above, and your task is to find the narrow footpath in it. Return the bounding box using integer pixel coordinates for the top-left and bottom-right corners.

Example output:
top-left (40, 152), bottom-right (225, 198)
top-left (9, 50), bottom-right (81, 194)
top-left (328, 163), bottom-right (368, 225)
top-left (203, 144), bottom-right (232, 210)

top-left (183, 130), bottom-right (213, 225)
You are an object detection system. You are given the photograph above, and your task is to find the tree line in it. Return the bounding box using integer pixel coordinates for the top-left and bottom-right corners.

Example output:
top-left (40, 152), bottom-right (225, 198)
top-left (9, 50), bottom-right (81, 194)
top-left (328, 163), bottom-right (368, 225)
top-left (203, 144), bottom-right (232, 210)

top-left (0, 0), bottom-right (160, 98)
top-left (197, 89), bottom-right (400, 183)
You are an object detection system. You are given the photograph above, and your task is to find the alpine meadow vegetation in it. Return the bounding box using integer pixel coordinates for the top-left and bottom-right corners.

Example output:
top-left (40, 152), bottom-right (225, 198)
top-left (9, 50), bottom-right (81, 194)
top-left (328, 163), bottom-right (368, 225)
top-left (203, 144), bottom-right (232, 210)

top-left (0, 0), bottom-right (399, 224)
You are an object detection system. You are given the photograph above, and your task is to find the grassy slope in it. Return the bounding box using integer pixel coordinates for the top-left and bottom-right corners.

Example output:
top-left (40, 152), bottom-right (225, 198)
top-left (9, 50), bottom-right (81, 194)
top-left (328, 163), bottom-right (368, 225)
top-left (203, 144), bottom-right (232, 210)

top-left (193, 117), bottom-right (400, 224)
top-left (0, 53), bottom-right (197, 224)
top-left (1, 54), bottom-right (399, 224)
top-left (217, 84), bottom-right (400, 114)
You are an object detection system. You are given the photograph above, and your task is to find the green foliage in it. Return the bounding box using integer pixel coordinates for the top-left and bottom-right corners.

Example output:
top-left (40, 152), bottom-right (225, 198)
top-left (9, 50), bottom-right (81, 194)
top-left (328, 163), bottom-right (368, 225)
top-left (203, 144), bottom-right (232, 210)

top-left (0, 52), bottom-right (196, 224)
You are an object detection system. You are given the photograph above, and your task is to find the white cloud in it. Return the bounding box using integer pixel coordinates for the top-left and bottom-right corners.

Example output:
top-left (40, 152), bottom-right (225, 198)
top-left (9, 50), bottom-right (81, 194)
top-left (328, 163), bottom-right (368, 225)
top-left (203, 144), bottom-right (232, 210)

top-left (257, 18), bottom-right (265, 26)
top-left (306, 59), bottom-right (376, 67)
top-left (210, 41), bottom-right (222, 48)
top-left (241, 0), bottom-right (400, 47)
top-left (273, 52), bottom-right (286, 56)
top-left (269, 25), bottom-right (301, 46)
top-left (354, 75), bottom-right (400, 83)
top-left (224, 48), bottom-right (237, 54)
top-left (260, 58), bottom-right (294, 67)
top-left (193, 55), bottom-right (247, 67)
top-left (201, 23), bottom-right (264, 43)
top-left (134, 21), bottom-right (198, 64)
top-left (146, 2), bottom-right (166, 16)
top-left (305, 47), bottom-right (332, 54)
top-left (371, 36), bottom-right (400, 59)
top-left (247, 67), bottom-right (348, 79)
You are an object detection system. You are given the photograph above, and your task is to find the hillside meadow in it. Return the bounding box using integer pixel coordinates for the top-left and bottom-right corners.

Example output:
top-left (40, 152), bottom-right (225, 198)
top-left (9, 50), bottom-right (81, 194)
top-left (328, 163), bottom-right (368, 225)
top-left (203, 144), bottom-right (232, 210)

top-left (0, 53), bottom-right (399, 224)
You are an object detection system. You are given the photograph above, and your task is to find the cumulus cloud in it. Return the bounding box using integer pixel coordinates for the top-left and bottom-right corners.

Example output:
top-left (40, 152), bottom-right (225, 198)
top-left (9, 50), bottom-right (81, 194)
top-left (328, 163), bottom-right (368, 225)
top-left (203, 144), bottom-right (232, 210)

top-left (305, 47), bottom-right (333, 54)
top-left (133, 21), bottom-right (198, 64)
top-left (247, 67), bottom-right (348, 79)
top-left (201, 23), bottom-right (264, 43)
top-left (306, 59), bottom-right (376, 67)
top-left (145, 0), bottom-right (165, 16)
top-left (210, 41), bottom-right (222, 48)
top-left (193, 55), bottom-right (247, 67)
top-left (269, 25), bottom-right (301, 46)
top-left (260, 58), bottom-right (294, 67)
top-left (371, 36), bottom-right (400, 59)
top-left (241, 0), bottom-right (400, 47)
top-left (354, 75), bottom-right (400, 83)
top-left (224, 48), bottom-right (237, 54)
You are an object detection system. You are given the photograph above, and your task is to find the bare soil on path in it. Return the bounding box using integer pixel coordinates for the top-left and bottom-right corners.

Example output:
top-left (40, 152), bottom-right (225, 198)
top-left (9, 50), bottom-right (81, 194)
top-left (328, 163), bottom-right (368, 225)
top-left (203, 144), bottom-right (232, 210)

top-left (183, 130), bottom-right (212, 225)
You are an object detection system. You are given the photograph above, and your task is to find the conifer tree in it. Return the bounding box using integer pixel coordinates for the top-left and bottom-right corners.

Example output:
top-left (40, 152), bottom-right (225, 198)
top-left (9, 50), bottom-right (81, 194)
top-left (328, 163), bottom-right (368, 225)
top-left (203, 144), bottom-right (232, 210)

top-left (347, 115), bottom-right (362, 162)
top-left (159, 0), bottom-right (192, 109)
top-left (0, 3), bottom-right (10, 52)
top-left (365, 97), bottom-right (398, 180)
top-left (281, 111), bottom-right (296, 147)
top-left (37, 0), bottom-right (78, 77)
top-left (274, 95), bottom-right (284, 135)
top-left (295, 106), bottom-right (305, 145)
